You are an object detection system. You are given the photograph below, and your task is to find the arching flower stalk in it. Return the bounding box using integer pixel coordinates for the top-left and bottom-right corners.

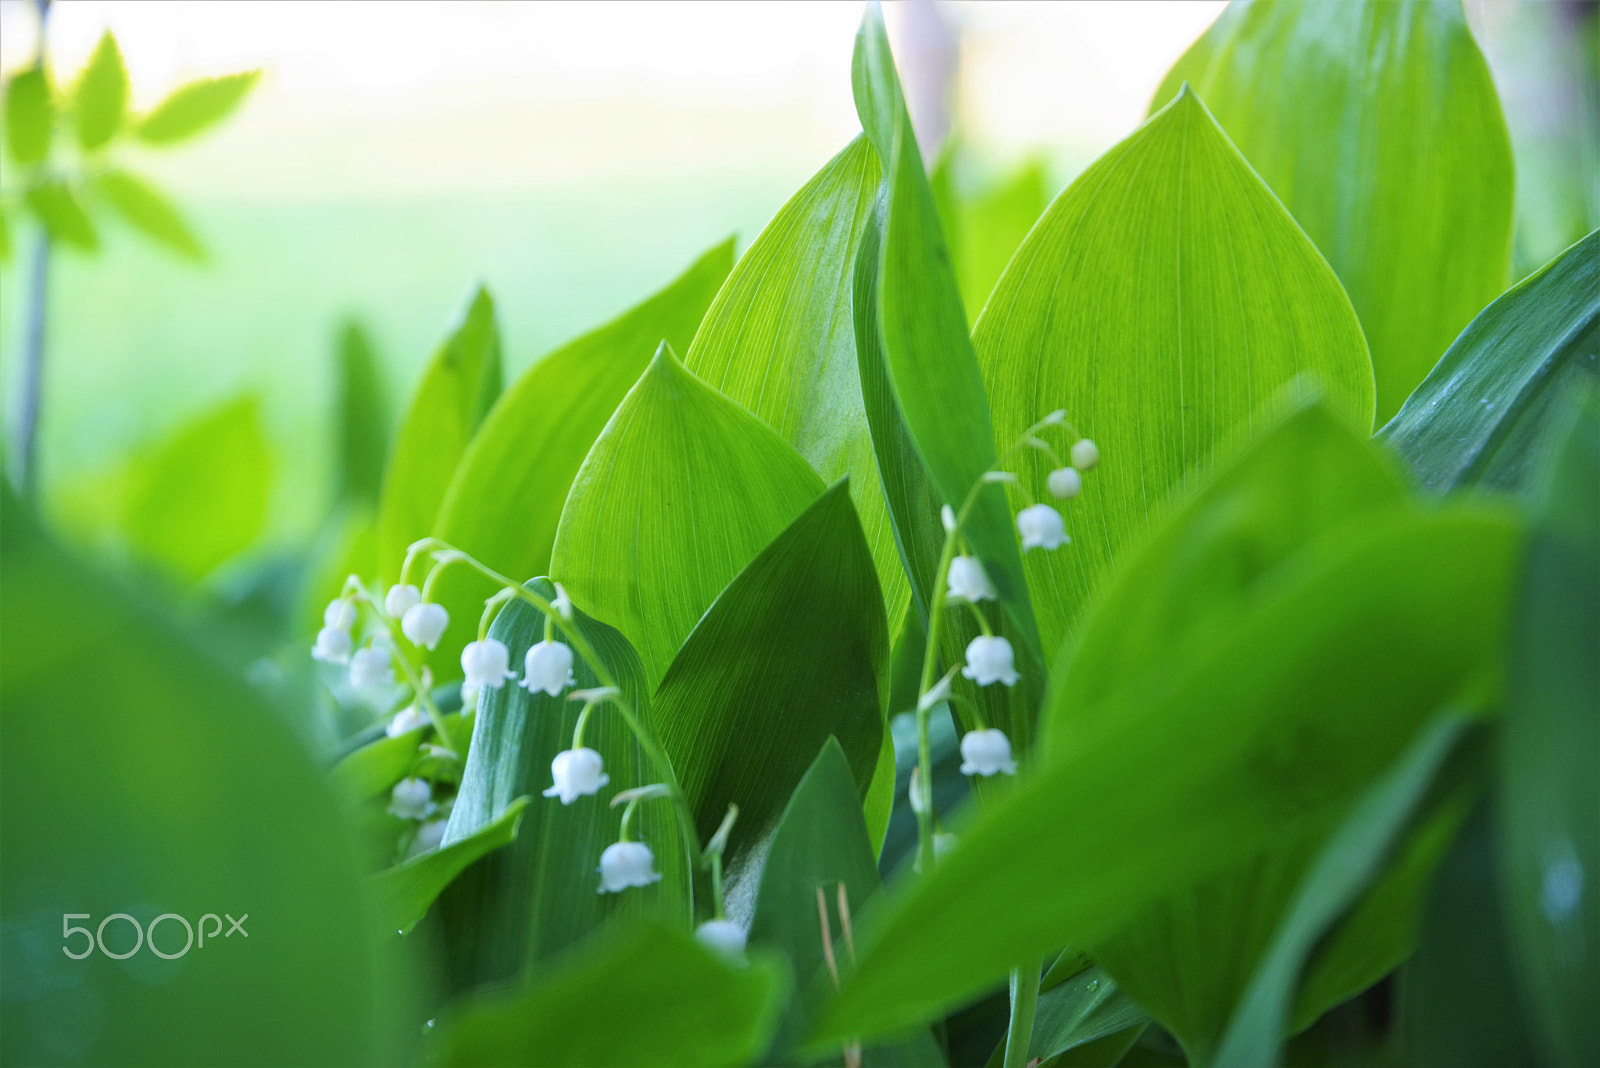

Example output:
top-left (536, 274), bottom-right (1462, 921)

top-left (695, 804), bottom-right (746, 962)
top-left (598, 784), bottom-right (671, 894)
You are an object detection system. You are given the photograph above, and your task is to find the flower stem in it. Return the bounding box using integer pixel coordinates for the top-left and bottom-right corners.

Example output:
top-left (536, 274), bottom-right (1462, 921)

top-left (1003, 961), bottom-right (1041, 1068)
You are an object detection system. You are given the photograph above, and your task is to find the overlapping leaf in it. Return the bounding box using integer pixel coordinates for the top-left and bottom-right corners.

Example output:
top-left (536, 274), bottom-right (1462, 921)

top-left (373, 796), bottom-right (528, 936)
top-left (74, 31), bottom-right (127, 150)
top-left (138, 71), bottom-right (260, 144)
top-left (94, 169), bottom-right (204, 260)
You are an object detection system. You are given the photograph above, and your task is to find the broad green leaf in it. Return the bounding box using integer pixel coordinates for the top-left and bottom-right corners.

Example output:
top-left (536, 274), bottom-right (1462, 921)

top-left (653, 481), bottom-right (887, 878)
top-left (1155, 0), bottom-right (1513, 424)
top-left (931, 144), bottom-right (1050, 326)
top-left (437, 580), bottom-right (688, 987)
top-left (0, 494), bottom-right (401, 1066)
top-left (121, 394), bottom-right (273, 585)
top-left (5, 67), bottom-right (51, 165)
top-left (372, 796), bottom-right (528, 936)
top-left (1380, 229), bottom-right (1600, 494)
top-left (429, 242), bottom-right (731, 678)
top-left (332, 710), bottom-right (474, 801)
top-left (138, 70), bottom-right (260, 145)
top-left (335, 320), bottom-right (389, 508)
top-left (1496, 391), bottom-right (1600, 1067)
top-left (685, 140), bottom-right (908, 621)
top-left (1209, 716), bottom-right (1472, 1068)
top-left (852, 7), bottom-right (1039, 657)
top-left (440, 922), bottom-right (786, 1068)
top-left (375, 287), bottom-right (501, 582)
top-left (549, 346), bottom-right (824, 687)
top-left (74, 31), bottom-right (127, 150)
top-left (973, 87), bottom-right (1373, 659)
top-left (1027, 966), bottom-right (1148, 1064)
top-left (25, 180), bottom-right (97, 251)
top-left (94, 169), bottom-right (205, 260)
top-left (808, 507), bottom-right (1518, 1046)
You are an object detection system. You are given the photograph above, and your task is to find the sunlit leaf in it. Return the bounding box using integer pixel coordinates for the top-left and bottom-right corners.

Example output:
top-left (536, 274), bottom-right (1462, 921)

top-left (74, 31), bottom-right (127, 150)
top-left (5, 67), bottom-right (52, 165)
top-left (138, 71), bottom-right (260, 145)
top-left (372, 796), bottom-right (528, 936)
top-left (94, 169), bottom-right (205, 260)
top-left (25, 180), bottom-right (98, 251)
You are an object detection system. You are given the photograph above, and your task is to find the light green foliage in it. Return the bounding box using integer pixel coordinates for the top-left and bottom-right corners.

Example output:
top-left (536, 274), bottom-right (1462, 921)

top-left (440, 921), bottom-right (786, 1068)
top-left (429, 242), bottom-right (732, 678)
top-left (1155, 0), bottom-right (1514, 424)
top-left (975, 87), bottom-right (1374, 660)
top-left (74, 31), bottom-right (127, 151)
top-left (550, 347), bottom-right (823, 687)
top-left (1382, 229), bottom-right (1600, 493)
top-left (120, 394), bottom-right (273, 585)
top-left (931, 144), bottom-right (1050, 326)
top-left (92, 169), bottom-right (204, 261)
top-left (138, 71), bottom-right (262, 145)
top-left (375, 287), bottom-right (501, 582)
top-left (372, 796), bottom-right (528, 936)
top-left (25, 179), bottom-right (98, 250)
top-left (5, 66), bottom-right (52, 164)
top-left (335, 320), bottom-right (390, 508)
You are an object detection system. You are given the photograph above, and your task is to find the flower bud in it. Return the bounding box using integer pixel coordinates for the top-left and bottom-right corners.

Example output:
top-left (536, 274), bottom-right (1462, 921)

top-left (552, 582), bottom-right (574, 621)
top-left (385, 583), bottom-right (422, 619)
top-left (941, 505), bottom-right (957, 533)
top-left (522, 640), bottom-right (575, 697)
top-left (1047, 466), bottom-right (1082, 499)
top-left (961, 635), bottom-right (1019, 687)
top-left (312, 625), bottom-right (352, 665)
top-left (324, 598), bottom-right (356, 631)
top-left (387, 777), bottom-right (435, 820)
top-left (695, 919), bottom-right (747, 962)
top-left (349, 646), bottom-right (393, 690)
top-left (461, 639), bottom-right (513, 691)
top-left (401, 602), bottom-right (449, 650)
top-left (1017, 503), bottom-right (1069, 551)
top-left (1070, 438), bottom-right (1100, 471)
top-left (959, 728), bottom-right (1018, 776)
top-left (946, 555), bottom-right (997, 603)
top-left (386, 703), bottom-right (429, 737)
top-left (542, 747), bottom-right (610, 805)
top-left (407, 818), bottom-right (448, 859)
top-left (597, 841), bottom-right (663, 894)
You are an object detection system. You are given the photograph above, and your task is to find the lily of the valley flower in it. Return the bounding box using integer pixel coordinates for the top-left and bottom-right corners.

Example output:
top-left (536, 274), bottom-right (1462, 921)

top-left (934, 831), bottom-right (958, 858)
top-left (597, 841), bottom-right (662, 894)
top-left (941, 504), bottom-right (957, 533)
top-left (543, 747), bottom-right (610, 804)
top-left (324, 598), bottom-right (356, 631)
top-left (946, 555), bottom-right (996, 603)
top-left (349, 646), bottom-right (393, 690)
top-left (402, 602), bottom-right (449, 650)
top-left (386, 703), bottom-right (429, 737)
top-left (552, 582), bottom-right (574, 621)
top-left (1017, 503), bottom-right (1069, 551)
top-left (407, 818), bottom-right (448, 859)
top-left (1047, 466), bottom-right (1082, 499)
top-left (695, 919), bottom-right (747, 962)
top-left (461, 639), bottom-right (514, 691)
top-left (385, 583), bottom-right (422, 619)
top-left (962, 635), bottom-right (1019, 687)
top-left (388, 777), bottom-right (435, 820)
top-left (959, 727), bottom-right (1018, 776)
top-left (312, 625), bottom-right (352, 664)
top-left (1071, 438), bottom-right (1100, 471)
top-left (522, 640), bottom-right (575, 697)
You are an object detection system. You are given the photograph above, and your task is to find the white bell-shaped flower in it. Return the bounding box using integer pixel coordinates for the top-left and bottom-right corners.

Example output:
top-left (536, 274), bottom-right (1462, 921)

top-left (597, 841), bottom-right (663, 893)
top-left (946, 555), bottom-right (996, 603)
top-left (386, 703), bottom-right (429, 737)
top-left (1047, 467), bottom-right (1082, 499)
top-left (349, 646), bottom-right (393, 690)
top-left (387, 777), bottom-right (435, 820)
top-left (1071, 438), bottom-right (1100, 471)
top-left (941, 504), bottom-right (957, 533)
top-left (695, 919), bottom-right (747, 962)
top-left (1017, 503), bottom-right (1069, 551)
top-left (962, 635), bottom-right (1019, 687)
top-left (934, 831), bottom-right (958, 859)
top-left (324, 598), bottom-right (356, 631)
top-left (461, 639), bottom-right (513, 691)
top-left (312, 625), bottom-right (352, 664)
top-left (542, 747), bottom-right (610, 804)
top-left (407, 818), bottom-right (448, 859)
top-left (959, 728), bottom-right (1018, 776)
top-left (385, 583), bottom-right (422, 619)
top-left (522, 640), bottom-right (575, 697)
top-left (401, 602), bottom-right (449, 650)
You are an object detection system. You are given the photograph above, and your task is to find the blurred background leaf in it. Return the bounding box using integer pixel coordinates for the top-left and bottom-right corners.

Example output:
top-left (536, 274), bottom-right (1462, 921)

top-left (92, 169), bottom-right (205, 261)
top-left (138, 70), bottom-right (261, 145)
top-left (334, 319), bottom-right (389, 509)
top-left (5, 66), bottom-right (52, 165)
top-left (929, 142), bottom-right (1049, 328)
top-left (25, 180), bottom-right (98, 251)
top-left (72, 30), bottom-right (127, 151)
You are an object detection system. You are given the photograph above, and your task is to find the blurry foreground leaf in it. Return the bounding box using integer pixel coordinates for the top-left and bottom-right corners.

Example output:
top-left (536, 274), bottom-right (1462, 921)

top-left (94, 169), bottom-right (205, 260)
top-left (334, 320), bottom-right (389, 508)
top-left (74, 31), bottom-right (127, 150)
top-left (372, 797), bottom-right (528, 936)
top-left (25, 180), bottom-right (98, 251)
top-left (138, 71), bottom-right (260, 145)
top-left (5, 67), bottom-right (52, 165)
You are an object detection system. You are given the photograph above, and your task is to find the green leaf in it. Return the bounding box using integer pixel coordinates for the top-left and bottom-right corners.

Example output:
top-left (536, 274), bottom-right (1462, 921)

top-left (93, 169), bottom-right (205, 260)
top-left (973, 88), bottom-right (1374, 659)
top-left (808, 506), bottom-right (1518, 1047)
top-left (1028, 966), bottom-right (1149, 1064)
top-left (0, 494), bottom-right (402, 1066)
top-left (1154, 0), bottom-right (1514, 423)
top-left (931, 144), bottom-right (1050, 326)
top-left (549, 346), bottom-right (824, 687)
top-left (121, 394), bottom-right (274, 585)
top-left (332, 710), bottom-right (473, 801)
top-left (1209, 715), bottom-right (1473, 1068)
top-left (852, 7), bottom-right (1039, 655)
top-left (335, 320), bottom-right (390, 508)
top-left (439, 921), bottom-right (786, 1068)
top-left (685, 140), bottom-right (909, 623)
top-left (437, 580), bottom-right (689, 986)
top-left (25, 179), bottom-right (98, 251)
top-left (138, 70), bottom-right (260, 145)
top-left (653, 481), bottom-right (887, 876)
top-left (1496, 390), bottom-right (1600, 1066)
top-left (5, 67), bottom-right (52, 165)
top-left (0, 204), bottom-right (10, 261)
top-left (74, 30), bottom-right (127, 150)
top-left (375, 287), bottom-right (501, 582)
top-left (372, 796), bottom-right (528, 936)
top-left (428, 241), bottom-right (731, 678)
top-left (1380, 229), bottom-right (1600, 494)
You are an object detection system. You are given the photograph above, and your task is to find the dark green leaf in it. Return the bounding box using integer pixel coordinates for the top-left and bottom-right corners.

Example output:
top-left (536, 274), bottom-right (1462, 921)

top-left (1029, 966), bottom-right (1149, 1064)
top-left (5, 67), bottom-right (52, 165)
top-left (74, 31), bottom-right (127, 150)
top-left (25, 179), bottom-right (97, 251)
top-left (1154, 0), bottom-right (1514, 423)
top-left (138, 71), bottom-right (260, 145)
top-left (94, 169), bottom-right (205, 260)
top-left (1380, 229), bottom-right (1600, 494)
top-left (372, 797), bottom-right (528, 936)
top-left (335, 320), bottom-right (389, 508)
